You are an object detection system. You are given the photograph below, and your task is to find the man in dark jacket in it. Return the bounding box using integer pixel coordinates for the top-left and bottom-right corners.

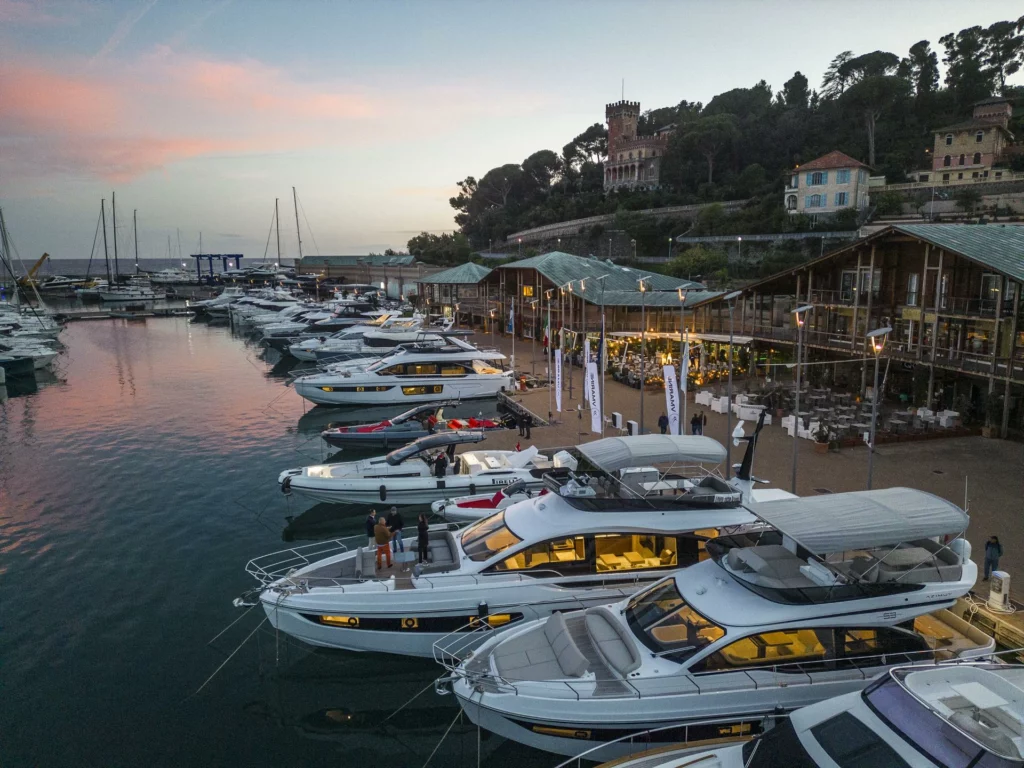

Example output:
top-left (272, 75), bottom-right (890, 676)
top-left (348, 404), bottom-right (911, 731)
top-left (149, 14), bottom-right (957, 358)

top-left (657, 413), bottom-right (669, 434)
top-left (984, 535), bottom-right (1004, 580)
top-left (523, 413), bottom-right (533, 439)
top-left (386, 507), bottom-right (405, 553)
top-left (365, 510), bottom-right (377, 547)
top-left (433, 452), bottom-right (448, 478)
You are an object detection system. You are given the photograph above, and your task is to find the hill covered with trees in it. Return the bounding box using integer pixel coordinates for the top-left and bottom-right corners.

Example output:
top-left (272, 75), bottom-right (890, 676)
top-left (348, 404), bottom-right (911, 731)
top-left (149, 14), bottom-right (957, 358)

top-left (425, 18), bottom-right (1024, 260)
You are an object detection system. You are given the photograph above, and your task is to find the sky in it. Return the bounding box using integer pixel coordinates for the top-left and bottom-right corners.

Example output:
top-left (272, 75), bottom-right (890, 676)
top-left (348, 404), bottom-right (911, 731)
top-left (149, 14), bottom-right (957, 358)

top-left (1, 0), bottom-right (1021, 264)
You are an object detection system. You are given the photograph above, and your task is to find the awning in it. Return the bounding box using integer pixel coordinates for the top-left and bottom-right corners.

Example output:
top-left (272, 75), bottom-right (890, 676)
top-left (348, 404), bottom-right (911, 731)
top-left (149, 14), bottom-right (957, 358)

top-left (577, 435), bottom-right (727, 471)
top-left (385, 430), bottom-right (485, 464)
top-left (749, 487), bottom-right (969, 553)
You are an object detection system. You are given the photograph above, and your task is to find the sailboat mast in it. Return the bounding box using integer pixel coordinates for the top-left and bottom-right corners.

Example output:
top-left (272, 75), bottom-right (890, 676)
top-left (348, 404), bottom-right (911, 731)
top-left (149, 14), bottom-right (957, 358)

top-left (275, 198), bottom-right (281, 265)
top-left (101, 199), bottom-right (112, 285)
top-left (133, 209), bottom-right (139, 274)
top-left (292, 187), bottom-right (303, 261)
top-left (112, 191), bottom-right (120, 281)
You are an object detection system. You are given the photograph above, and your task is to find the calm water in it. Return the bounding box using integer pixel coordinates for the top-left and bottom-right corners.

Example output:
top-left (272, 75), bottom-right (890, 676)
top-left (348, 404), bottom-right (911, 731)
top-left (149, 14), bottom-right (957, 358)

top-left (0, 318), bottom-right (541, 768)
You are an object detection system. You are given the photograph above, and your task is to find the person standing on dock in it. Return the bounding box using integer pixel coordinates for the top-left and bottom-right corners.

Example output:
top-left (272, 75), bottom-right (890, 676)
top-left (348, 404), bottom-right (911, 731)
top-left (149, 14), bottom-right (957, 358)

top-left (433, 451), bottom-right (448, 478)
top-left (524, 413), bottom-right (532, 439)
top-left (984, 535), bottom-right (1003, 581)
top-left (374, 515), bottom-right (392, 570)
top-left (658, 413), bottom-right (669, 434)
top-left (690, 413), bottom-right (700, 435)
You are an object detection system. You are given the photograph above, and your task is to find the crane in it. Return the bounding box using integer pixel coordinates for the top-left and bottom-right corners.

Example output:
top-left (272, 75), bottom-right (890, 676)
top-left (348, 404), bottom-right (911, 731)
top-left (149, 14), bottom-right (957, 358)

top-left (17, 252), bottom-right (50, 286)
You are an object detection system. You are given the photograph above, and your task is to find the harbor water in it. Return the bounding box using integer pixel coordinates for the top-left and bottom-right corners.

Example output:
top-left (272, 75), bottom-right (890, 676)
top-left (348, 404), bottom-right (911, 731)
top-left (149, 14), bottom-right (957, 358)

top-left (0, 318), bottom-right (544, 767)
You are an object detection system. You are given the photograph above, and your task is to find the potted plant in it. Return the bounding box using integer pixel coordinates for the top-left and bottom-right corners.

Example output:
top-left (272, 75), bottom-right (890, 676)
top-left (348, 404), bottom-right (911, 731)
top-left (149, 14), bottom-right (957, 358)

top-left (982, 394), bottom-right (1004, 439)
top-left (812, 423), bottom-right (831, 454)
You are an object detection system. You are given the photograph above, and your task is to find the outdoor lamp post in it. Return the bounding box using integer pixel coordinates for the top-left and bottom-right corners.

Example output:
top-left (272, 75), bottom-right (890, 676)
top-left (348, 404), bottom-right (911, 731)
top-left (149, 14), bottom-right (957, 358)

top-left (564, 281), bottom-right (574, 400)
top-left (668, 237), bottom-right (673, 261)
top-left (722, 290), bottom-right (743, 479)
top-left (545, 288), bottom-right (554, 419)
top-left (638, 277), bottom-right (649, 433)
top-left (518, 238), bottom-right (522, 259)
top-left (489, 308), bottom-right (496, 349)
top-left (677, 287), bottom-right (688, 434)
top-left (790, 304), bottom-right (814, 494)
top-left (867, 326), bottom-right (892, 490)
top-left (595, 274), bottom-right (610, 436)
top-left (529, 299), bottom-right (538, 376)
top-left (631, 239), bottom-right (636, 261)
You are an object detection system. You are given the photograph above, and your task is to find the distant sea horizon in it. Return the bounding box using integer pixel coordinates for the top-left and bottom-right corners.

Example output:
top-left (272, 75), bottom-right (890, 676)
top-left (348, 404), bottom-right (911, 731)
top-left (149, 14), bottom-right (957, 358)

top-left (9, 257), bottom-right (296, 277)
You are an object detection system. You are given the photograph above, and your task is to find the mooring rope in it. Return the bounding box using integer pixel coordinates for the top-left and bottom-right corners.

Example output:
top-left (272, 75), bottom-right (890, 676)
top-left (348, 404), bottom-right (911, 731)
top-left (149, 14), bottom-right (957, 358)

top-left (421, 708), bottom-right (462, 768)
top-left (186, 617), bottom-right (267, 700)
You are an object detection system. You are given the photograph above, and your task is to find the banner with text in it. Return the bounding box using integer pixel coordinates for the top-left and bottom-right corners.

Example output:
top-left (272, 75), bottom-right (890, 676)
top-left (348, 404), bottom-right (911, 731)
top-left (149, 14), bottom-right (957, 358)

top-left (663, 364), bottom-right (680, 435)
top-left (555, 349), bottom-right (563, 412)
top-left (587, 361), bottom-right (601, 433)
top-left (583, 339), bottom-right (591, 398)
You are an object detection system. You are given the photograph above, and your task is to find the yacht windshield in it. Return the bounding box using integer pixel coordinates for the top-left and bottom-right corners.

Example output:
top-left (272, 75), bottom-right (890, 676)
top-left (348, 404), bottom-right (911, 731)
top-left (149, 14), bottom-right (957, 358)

top-left (863, 674), bottom-right (1022, 768)
top-left (740, 720), bottom-right (816, 768)
top-left (460, 511), bottom-right (522, 562)
top-left (624, 579), bottom-right (724, 664)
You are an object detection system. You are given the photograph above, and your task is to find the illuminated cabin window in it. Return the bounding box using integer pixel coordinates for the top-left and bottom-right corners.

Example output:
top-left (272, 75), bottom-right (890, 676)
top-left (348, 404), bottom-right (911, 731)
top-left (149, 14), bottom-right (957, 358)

top-left (522, 286), bottom-right (534, 297)
top-left (595, 534), bottom-right (677, 572)
top-left (402, 385), bottom-right (443, 396)
top-left (493, 536), bottom-right (586, 571)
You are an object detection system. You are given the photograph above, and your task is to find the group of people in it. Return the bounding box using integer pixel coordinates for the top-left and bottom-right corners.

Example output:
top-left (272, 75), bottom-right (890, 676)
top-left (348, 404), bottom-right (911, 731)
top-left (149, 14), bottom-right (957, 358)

top-left (366, 507), bottom-right (431, 570)
top-left (658, 412), bottom-right (707, 435)
top-left (515, 412), bottom-right (533, 439)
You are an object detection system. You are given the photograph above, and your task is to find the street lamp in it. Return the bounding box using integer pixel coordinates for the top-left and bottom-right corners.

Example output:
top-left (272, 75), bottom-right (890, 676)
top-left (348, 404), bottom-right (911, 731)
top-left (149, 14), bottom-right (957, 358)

top-left (529, 299), bottom-right (538, 376)
top-left (723, 290), bottom-right (743, 479)
top-left (737, 236), bottom-right (742, 262)
top-left (631, 238), bottom-right (636, 261)
top-left (594, 274), bottom-right (610, 436)
top-left (489, 308), bottom-right (496, 349)
top-left (867, 326), bottom-right (892, 489)
top-left (677, 287), bottom-right (689, 434)
top-left (790, 304), bottom-right (814, 494)
top-left (638, 277), bottom-right (649, 433)
top-left (668, 237), bottom-right (673, 261)
top-left (518, 238), bottom-right (522, 259)
top-left (545, 288), bottom-right (554, 419)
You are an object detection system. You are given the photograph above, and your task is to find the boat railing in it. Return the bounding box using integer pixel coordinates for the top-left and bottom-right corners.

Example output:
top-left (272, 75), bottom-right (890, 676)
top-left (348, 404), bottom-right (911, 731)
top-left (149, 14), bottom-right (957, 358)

top-left (244, 535), bottom-right (365, 584)
top-left (548, 712), bottom-right (789, 768)
top-left (431, 588), bottom-right (636, 671)
top-left (447, 643), bottom-right (1017, 702)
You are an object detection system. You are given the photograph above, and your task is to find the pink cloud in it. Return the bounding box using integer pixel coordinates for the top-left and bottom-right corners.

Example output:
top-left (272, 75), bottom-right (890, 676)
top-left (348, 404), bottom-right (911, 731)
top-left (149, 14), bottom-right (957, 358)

top-left (0, 47), bottom-right (552, 184)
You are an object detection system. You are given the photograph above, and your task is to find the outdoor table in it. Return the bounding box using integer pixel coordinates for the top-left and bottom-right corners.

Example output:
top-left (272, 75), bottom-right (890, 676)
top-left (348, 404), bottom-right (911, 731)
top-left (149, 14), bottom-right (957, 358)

top-left (852, 422), bottom-right (871, 432)
top-left (889, 418), bottom-right (907, 433)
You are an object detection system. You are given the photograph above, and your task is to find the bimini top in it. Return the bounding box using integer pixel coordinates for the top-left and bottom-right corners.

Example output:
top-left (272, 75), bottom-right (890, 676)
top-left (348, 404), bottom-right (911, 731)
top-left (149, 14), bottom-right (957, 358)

top-left (576, 435), bottom-right (727, 472)
top-left (385, 431), bottom-right (485, 465)
top-left (750, 487), bottom-right (969, 554)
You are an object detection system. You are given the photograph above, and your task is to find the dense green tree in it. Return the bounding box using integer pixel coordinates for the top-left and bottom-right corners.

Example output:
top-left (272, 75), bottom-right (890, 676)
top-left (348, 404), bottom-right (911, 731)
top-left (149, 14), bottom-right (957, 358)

top-left (983, 20), bottom-right (1023, 90)
top-left (406, 232), bottom-right (472, 265)
top-left (666, 245), bottom-right (728, 280)
top-left (841, 75), bottom-right (909, 166)
top-left (781, 71), bottom-right (810, 109)
top-left (898, 40), bottom-right (940, 97)
top-left (940, 27), bottom-right (995, 108)
top-left (683, 115), bottom-right (739, 183)
top-left (821, 51), bottom-right (855, 99)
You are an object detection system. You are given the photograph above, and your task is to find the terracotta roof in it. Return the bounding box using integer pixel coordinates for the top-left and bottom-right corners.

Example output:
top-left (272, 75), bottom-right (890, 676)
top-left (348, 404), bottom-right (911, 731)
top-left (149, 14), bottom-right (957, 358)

top-left (797, 150), bottom-right (870, 171)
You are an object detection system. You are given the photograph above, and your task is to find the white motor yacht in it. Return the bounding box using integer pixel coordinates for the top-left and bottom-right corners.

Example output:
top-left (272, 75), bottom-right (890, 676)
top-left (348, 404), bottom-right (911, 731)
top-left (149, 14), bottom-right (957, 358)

top-left (594, 662), bottom-right (1024, 768)
top-left (0, 340), bottom-right (58, 369)
top-left (148, 268), bottom-right (199, 285)
top-left (99, 277), bottom-right (166, 302)
top-left (293, 338), bottom-right (513, 406)
top-left (287, 313), bottom-right (409, 360)
top-left (278, 431), bottom-right (552, 505)
top-left (189, 287), bottom-right (246, 316)
top-left (244, 435), bottom-right (750, 658)
top-left (446, 487), bottom-right (986, 760)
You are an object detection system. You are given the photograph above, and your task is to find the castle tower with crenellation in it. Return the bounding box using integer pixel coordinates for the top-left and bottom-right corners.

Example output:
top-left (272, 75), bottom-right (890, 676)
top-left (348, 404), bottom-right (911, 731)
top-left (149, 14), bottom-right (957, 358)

top-left (604, 100), bottom-right (674, 191)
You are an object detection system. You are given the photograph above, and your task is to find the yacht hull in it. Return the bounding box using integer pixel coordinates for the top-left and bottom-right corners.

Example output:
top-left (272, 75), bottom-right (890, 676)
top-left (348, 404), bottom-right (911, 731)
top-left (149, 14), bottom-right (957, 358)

top-left (294, 375), bottom-right (512, 406)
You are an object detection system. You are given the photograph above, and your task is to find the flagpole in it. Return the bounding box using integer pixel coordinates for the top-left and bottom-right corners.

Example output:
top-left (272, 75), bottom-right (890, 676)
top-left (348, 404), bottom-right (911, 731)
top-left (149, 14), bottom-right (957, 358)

top-left (546, 289), bottom-right (553, 420)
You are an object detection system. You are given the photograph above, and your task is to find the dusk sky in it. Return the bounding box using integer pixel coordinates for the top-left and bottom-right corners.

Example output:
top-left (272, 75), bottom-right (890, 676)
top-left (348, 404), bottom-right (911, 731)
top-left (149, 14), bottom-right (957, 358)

top-left (2, 0), bottom-right (1020, 265)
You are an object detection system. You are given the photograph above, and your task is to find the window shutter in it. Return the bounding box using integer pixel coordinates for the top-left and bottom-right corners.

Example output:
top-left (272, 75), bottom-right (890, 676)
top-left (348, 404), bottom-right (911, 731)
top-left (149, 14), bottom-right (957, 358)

top-left (821, 171), bottom-right (828, 184)
top-left (806, 172), bottom-right (813, 185)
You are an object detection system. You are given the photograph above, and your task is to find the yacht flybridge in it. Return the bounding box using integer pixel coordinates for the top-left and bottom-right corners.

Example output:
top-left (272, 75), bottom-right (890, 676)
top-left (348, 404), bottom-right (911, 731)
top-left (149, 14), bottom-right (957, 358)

top-left (292, 337), bottom-right (514, 406)
top-left (244, 435), bottom-right (751, 658)
top-left (278, 431), bottom-right (551, 505)
top-left (594, 662), bottom-right (1024, 768)
top-left (445, 487), bottom-right (985, 760)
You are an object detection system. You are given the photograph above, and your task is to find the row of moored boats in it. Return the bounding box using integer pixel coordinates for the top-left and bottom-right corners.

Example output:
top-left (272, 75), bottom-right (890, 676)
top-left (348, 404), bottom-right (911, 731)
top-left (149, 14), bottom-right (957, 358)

top-left (234, 409), bottom-right (1018, 766)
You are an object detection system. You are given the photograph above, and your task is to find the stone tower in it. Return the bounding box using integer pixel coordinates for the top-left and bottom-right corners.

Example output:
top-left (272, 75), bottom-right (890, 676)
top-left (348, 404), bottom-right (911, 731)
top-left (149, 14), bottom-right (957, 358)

top-left (606, 100), bottom-right (640, 155)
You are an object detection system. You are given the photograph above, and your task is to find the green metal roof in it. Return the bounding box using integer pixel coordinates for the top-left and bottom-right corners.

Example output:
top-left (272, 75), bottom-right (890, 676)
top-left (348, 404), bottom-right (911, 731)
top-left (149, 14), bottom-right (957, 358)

top-left (598, 289), bottom-right (724, 308)
top-left (893, 225), bottom-right (1024, 282)
top-left (496, 251), bottom-right (704, 304)
top-left (417, 261), bottom-right (492, 285)
top-left (299, 254), bottom-right (416, 268)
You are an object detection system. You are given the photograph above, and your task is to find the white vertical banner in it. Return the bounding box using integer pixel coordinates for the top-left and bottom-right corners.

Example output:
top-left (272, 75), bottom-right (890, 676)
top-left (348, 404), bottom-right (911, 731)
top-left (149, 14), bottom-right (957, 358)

top-left (587, 361), bottom-right (602, 433)
top-left (554, 349), bottom-right (563, 412)
top-left (680, 342), bottom-right (689, 395)
top-left (583, 339), bottom-right (591, 400)
top-left (663, 364), bottom-right (680, 435)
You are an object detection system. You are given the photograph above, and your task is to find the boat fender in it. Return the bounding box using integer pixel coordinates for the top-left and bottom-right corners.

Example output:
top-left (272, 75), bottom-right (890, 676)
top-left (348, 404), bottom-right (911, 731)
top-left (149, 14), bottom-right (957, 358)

top-left (477, 601), bottom-right (489, 619)
top-left (469, 483), bottom-right (476, 496)
top-left (281, 476), bottom-right (292, 495)
top-left (379, 485), bottom-right (387, 502)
